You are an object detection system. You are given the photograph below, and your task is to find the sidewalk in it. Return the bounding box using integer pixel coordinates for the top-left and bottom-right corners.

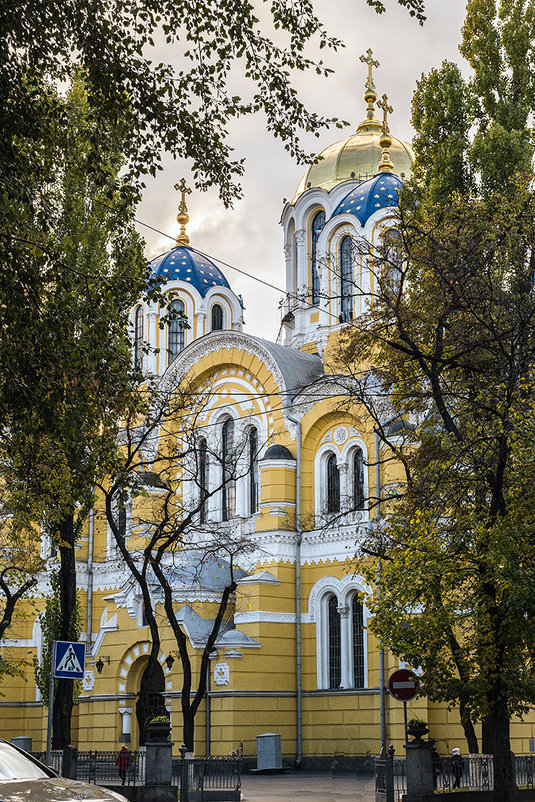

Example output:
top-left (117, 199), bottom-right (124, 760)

top-left (240, 771), bottom-right (375, 801)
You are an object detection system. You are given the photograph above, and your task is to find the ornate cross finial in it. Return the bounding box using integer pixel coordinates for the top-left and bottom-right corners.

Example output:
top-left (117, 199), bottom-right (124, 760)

top-left (359, 48), bottom-right (380, 91)
top-left (377, 94), bottom-right (393, 133)
top-left (174, 178), bottom-right (192, 246)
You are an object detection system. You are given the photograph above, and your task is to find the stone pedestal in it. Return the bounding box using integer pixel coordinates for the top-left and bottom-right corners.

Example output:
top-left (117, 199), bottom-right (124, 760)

top-left (145, 740), bottom-right (173, 786)
top-left (405, 741), bottom-right (434, 795)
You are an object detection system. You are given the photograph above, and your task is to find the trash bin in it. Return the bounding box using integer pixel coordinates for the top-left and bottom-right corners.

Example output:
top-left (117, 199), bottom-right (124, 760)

top-left (256, 732), bottom-right (282, 770)
top-left (11, 737), bottom-right (32, 753)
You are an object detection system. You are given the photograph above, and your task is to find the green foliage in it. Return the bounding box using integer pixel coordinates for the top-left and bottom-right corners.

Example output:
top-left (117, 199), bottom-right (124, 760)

top-left (34, 571), bottom-right (82, 707)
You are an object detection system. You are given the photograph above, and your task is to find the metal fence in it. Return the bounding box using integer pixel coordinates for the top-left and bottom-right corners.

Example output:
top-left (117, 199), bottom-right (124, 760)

top-left (31, 750), bottom-right (63, 774)
top-left (375, 751), bottom-right (535, 799)
top-left (76, 749), bottom-right (144, 786)
top-left (173, 742), bottom-right (243, 802)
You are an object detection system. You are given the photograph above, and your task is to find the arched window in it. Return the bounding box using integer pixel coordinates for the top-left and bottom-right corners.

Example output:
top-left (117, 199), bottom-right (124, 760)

top-left (199, 438), bottom-right (209, 523)
top-left (352, 595), bottom-right (365, 688)
top-left (168, 298), bottom-right (185, 363)
top-left (134, 305), bottom-right (144, 370)
top-left (326, 453), bottom-right (340, 513)
top-left (221, 418), bottom-right (235, 521)
top-left (327, 594), bottom-right (341, 689)
top-left (211, 303), bottom-right (224, 331)
top-left (117, 505), bottom-right (126, 547)
top-left (383, 228), bottom-right (403, 294)
top-left (248, 428), bottom-right (258, 514)
top-left (340, 235), bottom-right (353, 322)
top-left (353, 448), bottom-right (365, 510)
top-left (311, 210), bottom-right (325, 306)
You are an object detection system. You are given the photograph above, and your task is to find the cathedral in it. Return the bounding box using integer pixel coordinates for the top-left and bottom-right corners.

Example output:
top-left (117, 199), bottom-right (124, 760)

top-left (2, 55), bottom-right (534, 767)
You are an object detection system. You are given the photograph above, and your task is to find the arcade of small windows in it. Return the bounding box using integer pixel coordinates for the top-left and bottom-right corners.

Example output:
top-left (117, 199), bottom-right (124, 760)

top-left (134, 305), bottom-right (144, 370)
top-left (211, 303), bottom-right (224, 331)
top-left (310, 210), bottom-right (325, 306)
top-left (168, 298), bottom-right (185, 363)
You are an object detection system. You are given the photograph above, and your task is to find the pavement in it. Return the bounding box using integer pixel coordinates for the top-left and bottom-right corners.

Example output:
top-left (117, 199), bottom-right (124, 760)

top-left (240, 771), bottom-right (375, 801)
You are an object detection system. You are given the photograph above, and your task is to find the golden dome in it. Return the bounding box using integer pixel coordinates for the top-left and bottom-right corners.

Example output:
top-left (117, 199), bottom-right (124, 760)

top-left (292, 116), bottom-right (414, 203)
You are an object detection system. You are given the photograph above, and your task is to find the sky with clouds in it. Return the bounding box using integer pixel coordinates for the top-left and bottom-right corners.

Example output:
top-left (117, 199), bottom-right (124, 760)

top-left (136, 0), bottom-right (468, 342)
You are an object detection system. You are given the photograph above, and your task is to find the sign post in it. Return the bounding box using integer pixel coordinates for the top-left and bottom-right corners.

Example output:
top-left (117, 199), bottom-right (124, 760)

top-left (46, 640), bottom-right (86, 766)
top-left (388, 668), bottom-right (419, 746)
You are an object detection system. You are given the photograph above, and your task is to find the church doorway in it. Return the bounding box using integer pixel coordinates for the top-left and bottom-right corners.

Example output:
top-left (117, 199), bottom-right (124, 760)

top-left (136, 660), bottom-right (166, 746)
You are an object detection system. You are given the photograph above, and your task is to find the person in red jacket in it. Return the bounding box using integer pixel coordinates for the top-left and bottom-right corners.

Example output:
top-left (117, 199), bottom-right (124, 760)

top-left (115, 745), bottom-right (130, 785)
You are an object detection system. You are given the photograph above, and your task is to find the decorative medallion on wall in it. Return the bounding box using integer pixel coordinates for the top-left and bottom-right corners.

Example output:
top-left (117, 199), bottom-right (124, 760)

top-left (83, 671), bottom-right (95, 691)
top-left (334, 426), bottom-right (348, 445)
top-left (214, 662), bottom-right (230, 686)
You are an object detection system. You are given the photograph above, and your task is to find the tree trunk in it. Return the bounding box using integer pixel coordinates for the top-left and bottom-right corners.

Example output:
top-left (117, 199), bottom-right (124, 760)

top-left (52, 513), bottom-right (77, 749)
top-left (183, 705), bottom-right (195, 752)
top-left (459, 703), bottom-right (479, 754)
top-left (490, 697), bottom-right (515, 802)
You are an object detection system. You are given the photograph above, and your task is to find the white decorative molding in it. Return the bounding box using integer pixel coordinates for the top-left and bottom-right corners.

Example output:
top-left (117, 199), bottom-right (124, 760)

top-left (234, 611), bottom-right (296, 625)
top-left (91, 608), bottom-right (118, 657)
top-left (223, 650), bottom-right (243, 659)
top-left (238, 571), bottom-right (280, 586)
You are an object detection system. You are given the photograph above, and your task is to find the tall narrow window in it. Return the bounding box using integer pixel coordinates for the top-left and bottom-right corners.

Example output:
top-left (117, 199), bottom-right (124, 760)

top-left (211, 304), bottom-right (224, 331)
top-left (221, 418), bottom-right (235, 521)
top-left (340, 235), bottom-right (354, 322)
top-left (311, 210), bottom-right (325, 305)
top-left (327, 453), bottom-right (340, 513)
top-left (327, 594), bottom-right (341, 689)
top-left (248, 428), bottom-right (258, 514)
top-left (383, 229), bottom-right (403, 294)
top-left (134, 305), bottom-right (144, 370)
top-left (168, 298), bottom-right (185, 363)
top-left (199, 438), bottom-right (209, 523)
top-left (353, 448), bottom-right (365, 510)
top-left (352, 595), bottom-right (365, 688)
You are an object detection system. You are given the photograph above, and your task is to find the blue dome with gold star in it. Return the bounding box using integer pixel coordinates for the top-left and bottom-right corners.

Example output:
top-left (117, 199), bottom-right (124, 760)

top-left (151, 246), bottom-right (230, 296)
top-left (331, 173), bottom-right (402, 225)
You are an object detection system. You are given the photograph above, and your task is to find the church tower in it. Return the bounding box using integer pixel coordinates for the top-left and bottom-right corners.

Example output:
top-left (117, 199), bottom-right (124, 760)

top-left (279, 50), bottom-right (413, 352)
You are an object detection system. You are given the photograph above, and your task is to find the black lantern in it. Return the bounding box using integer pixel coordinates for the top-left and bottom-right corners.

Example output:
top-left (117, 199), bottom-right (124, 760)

top-left (165, 654), bottom-right (175, 670)
top-left (95, 656), bottom-right (110, 674)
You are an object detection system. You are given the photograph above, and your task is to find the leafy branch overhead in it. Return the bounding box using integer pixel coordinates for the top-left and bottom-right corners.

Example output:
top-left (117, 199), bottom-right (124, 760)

top-left (2, 0), bottom-right (424, 205)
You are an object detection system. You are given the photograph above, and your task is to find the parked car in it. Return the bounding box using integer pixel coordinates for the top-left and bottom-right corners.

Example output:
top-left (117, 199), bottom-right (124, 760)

top-left (0, 739), bottom-right (128, 801)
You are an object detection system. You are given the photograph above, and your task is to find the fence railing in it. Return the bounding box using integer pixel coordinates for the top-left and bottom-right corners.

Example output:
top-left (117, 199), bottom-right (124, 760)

top-left (77, 749), bottom-right (144, 786)
top-left (31, 750), bottom-right (63, 775)
top-left (376, 751), bottom-right (535, 799)
top-left (173, 742), bottom-right (243, 802)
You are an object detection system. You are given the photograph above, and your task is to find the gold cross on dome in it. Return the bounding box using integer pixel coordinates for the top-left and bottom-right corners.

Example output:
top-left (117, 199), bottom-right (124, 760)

top-left (174, 178), bottom-right (192, 214)
top-left (377, 94), bottom-right (393, 133)
top-left (359, 48), bottom-right (380, 91)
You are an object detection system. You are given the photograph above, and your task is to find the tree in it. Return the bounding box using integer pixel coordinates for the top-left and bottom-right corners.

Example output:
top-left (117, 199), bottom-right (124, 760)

top-left (1, 75), bottom-right (158, 747)
top-left (98, 378), bottom-right (261, 750)
top-left (334, 3), bottom-right (535, 799)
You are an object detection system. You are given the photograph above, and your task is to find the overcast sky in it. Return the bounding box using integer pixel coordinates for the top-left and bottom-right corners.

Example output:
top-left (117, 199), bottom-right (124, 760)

top-left (136, 0), bottom-right (468, 342)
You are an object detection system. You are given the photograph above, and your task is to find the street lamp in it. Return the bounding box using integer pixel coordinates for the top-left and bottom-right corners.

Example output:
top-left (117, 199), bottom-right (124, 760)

top-left (95, 656), bottom-right (110, 674)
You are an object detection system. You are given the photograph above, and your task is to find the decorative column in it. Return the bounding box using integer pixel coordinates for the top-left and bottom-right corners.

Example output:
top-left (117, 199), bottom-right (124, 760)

top-left (195, 308), bottom-right (206, 339)
top-left (337, 603), bottom-right (350, 688)
top-left (119, 707), bottom-right (133, 743)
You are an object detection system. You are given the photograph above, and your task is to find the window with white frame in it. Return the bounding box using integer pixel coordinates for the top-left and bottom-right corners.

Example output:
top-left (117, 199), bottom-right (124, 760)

top-left (168, 298), bottom-right (185, 363)
top-left (248, 427), bottom-right (259, 515)
top-left (310, 209), bottom-right (325, 306)
top-left (221, 417), bottom-right (235, 521)
top-left (340, 235), bottom-right (354, 323)
top-left (198, 437), bottom-right (209, 523)
top-left (134, 305), bottom-right (144, 370)
top-left (211, 303), bottom-right (224, 331)
top-left (311, 576), bottom-right (369, 690)
top-left (107, 496), bottom-right (131, 556)
top-left (315, 435), bottom-right (369, 522)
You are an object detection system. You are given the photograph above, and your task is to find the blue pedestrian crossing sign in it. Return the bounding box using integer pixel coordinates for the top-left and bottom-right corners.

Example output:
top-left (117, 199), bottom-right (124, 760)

top-left (54, 641), bottom-right (86, 679)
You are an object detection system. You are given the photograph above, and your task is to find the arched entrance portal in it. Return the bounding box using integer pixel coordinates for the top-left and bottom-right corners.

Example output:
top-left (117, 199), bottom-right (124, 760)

top-left (136, 661), bottom-right (166, 746)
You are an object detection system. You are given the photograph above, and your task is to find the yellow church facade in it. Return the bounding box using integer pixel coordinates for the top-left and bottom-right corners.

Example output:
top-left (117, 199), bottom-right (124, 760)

top-left (3, 63), bottom-right (535, 767)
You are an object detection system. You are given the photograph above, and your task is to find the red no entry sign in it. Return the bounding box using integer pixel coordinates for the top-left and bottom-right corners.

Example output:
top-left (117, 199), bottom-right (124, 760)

top-left (388, 668), bottom-right (419, 702)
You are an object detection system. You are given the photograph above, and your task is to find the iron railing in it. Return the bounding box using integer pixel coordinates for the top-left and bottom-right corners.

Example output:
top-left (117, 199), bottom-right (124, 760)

top-left (31, 750), bottom-right (63, 774)
top-left (77, 749), bottom-right (144, 786)
top-left (173, 742), bottom-right (243, 801)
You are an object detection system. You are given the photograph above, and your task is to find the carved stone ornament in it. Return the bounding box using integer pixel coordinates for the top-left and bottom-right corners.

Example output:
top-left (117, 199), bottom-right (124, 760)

top-left (214, 662), bottom-right (230, 686)
top-left (334, 426), bottom-right (348, 445)
top-left (83, 671), bottom-right (95, 691)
